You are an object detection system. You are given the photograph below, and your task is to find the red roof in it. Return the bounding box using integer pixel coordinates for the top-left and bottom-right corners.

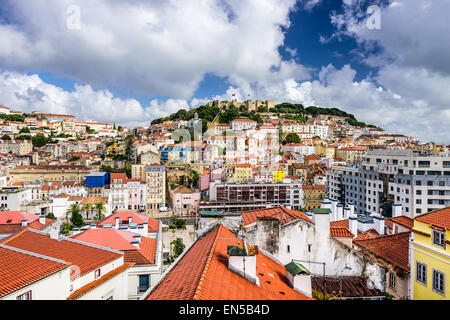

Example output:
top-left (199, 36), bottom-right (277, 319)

top-left (110, 173), bottom-right (127, 185)
top-left (386, 216), bottom-right (414, 230)
top-left (242, 206), bottom-right (312, 228)
top-left (146, 224), bottom-right (313, 300)
top-left (1, 229), bottom-right (122, 280)
top-left (0, 244), bottom-right (70, 298)
top-left (97, 211), bottom-right (159, 233)
top-left (354, 232), bottom-right (411, 272)
top-left (71, 229), bottom-right (157, 265)
top-left (330, 227), bottom-right (354, 238)
top-left (415, 206), bottom-right (450, 230)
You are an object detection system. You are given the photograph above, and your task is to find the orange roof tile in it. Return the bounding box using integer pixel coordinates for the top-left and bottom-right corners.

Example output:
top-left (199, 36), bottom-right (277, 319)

top-left (415, 206), bottom-right (450, 230)
top-left (386, 216), bottom-right (414, 230)
top-left (353, 232), bottom-right (410, 272)
top-left (147, 224), bottom-right (313, 300)
top-left (0, 244), bottom-right (71, 298)
top-left (330, 227), bottom-right (354, 238)
top-left (72, 229), bottom-right (157, 265)
top-left (242, 206), bottom-right (311, 228)
top-left (1, 229), bottom-right (122, 280)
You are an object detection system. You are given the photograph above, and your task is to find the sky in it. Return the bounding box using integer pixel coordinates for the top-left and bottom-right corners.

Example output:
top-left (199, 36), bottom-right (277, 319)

top-left (0, 0), bottom-right (449, 144)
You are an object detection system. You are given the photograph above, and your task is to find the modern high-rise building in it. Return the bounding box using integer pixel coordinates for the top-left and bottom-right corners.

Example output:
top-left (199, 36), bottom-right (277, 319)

top-left (326, 150), bottom-right (450, 218)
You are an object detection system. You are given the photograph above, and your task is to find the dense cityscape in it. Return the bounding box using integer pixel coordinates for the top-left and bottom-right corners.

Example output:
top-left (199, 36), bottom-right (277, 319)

top-left (0, 99), bottom-right (448, 301)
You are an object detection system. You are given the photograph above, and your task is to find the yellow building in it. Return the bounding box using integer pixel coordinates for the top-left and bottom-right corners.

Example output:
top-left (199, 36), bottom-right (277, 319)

top-left (233, 164), bottom-right (252, 183)
top-left (9, 165), bottom-right (90, 183)
top-left (316, 145), bottom-right (335, 159)
top-left (411, 207), bottom-right (450, 300)
top-left (108, 142), bottom-right (120, 155)
top-left (302, 184), bottom-right (325, 211)
top-left (131, 164), bottom-right (146, 182)
top-left (335, 147), bottom-right (367, 162)
top-left (272, 169), bottom-right (285, 182)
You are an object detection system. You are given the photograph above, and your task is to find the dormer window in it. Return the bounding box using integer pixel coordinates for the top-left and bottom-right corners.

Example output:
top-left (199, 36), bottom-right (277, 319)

top-left (95, 269), bottom-right (101, 279)
top-left (432, 230), bottom-right (445, 249)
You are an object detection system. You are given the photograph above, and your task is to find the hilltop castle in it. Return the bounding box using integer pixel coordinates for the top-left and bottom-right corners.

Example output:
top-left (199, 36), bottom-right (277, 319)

top-left (206, 99), bottom-right (275, 112)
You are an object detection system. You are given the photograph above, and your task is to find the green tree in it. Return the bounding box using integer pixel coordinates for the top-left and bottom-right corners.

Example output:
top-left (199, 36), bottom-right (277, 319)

top-left (1, 134), bottom-right (11, 140)
top-left (82, 203), bottom-right (93, 220)
top-left (20, 127), bottom-right (31, 133)
top-left (32, 133), bottom-right (49, 147)
top-left (67, 203), bottom-right (83, 227)
top-left (283, 133), bottom-right (302, 145)
top-left (94, 202), bottom-right (106, 221)
top-left (46, 212), bottom-right (56, 220)
top-left (171, 238), bottom-right (185, 258)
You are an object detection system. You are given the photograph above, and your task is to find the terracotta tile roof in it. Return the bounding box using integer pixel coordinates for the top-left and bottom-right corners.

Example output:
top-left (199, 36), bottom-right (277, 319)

top-left (110, 172), bottom-right (127, 184)
top-left (353, 231), bottom-right (410, 272)
top-left (0, 244), bottom-right (71, 298)
top-left (242, 206), bottom-right (311, 228)
top-left (80, 197), bottom-right (108, 204)
top-left (311, 276), bottom-right (384, 298)
top-left (355, 229), bottom-right (380, 241)
top-left (386, 216), bottom-right (414, 230)
top-left (0, 211), bottom-right (39, 225)
top-left (1, 229), bottom-right (122, 280)
top-left (330, 227), bottom-right (354, 238)
top-left (66, 262), bottom-right (134, 300)
top-left (97, 211), bottom-right (159, 233)
top-left (146, 224), bottom-right (313, 300)
top-left (71, 229), bottom-right (157, 265)
top-left (330, 219), bottom-right (349, 229)
top-left (415, 206), bottom-right (450, 230)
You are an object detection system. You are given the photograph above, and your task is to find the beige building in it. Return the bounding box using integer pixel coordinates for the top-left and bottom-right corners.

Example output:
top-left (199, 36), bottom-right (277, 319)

top-left (0, 140), bottom-right (33, 155)
top-left (132, 164), bottom-right (147, 182)
top-left (146, 164), bottom-right (166, 211)
top-left (335, 147), bottom-right (367, 163)
top-left (9, 165), bottom-right (90, 184)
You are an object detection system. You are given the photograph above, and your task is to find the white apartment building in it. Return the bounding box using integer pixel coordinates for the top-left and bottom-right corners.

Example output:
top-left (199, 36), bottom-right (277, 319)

top-left (0, 188), bottom-right (32, 211)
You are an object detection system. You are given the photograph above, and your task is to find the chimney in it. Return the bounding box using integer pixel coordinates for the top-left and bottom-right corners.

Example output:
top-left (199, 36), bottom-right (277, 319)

top-left (349, 202), bottom-right (355, 217)
top-left (373, 213), bottom-right (385, 236)
top-left (285, 261), bottom-right (312, 298)
top-left (312, 208), bottom-right (330, 240)
top-left (128, 216), bottom-right (132, 225)
top-left (317, 200), bottom-right (331, 224)
top-left (336, 204), bottom-right (344, 221)
top-left (39, 215), bottom-right (46, 225)
top-left (392, 204), bottom-right (402, 218)
top-left (21, 219), bottom-right (28, 227)
top-left (331, 200), bottom-right (338, 220)
top-left (142, 221), bottom-right (149, 236)
top-left (343, 207), bottom-right (350, 220)
top-left (115, 216), bottom-right (119, 229)
top-left (90, 223), bottom-right (96, 229)
top-left (72, 228), bottom-right (81, 236)
top-left (49, 226), bottom-right (59, 240)
top-left (131, 236), bottom-right (140, 249)
top-left (349, 216), bottom-right (358, 239)
top-left (227, 244), bottom-right (259, 286)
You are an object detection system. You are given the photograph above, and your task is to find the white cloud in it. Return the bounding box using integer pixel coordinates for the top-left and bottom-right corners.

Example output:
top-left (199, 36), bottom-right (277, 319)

top-left (0, 0), bottom-right (304, 99)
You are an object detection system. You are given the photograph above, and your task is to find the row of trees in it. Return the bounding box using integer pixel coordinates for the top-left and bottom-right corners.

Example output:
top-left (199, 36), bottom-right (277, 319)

top-left (62, 202), bottom-right (107, 234)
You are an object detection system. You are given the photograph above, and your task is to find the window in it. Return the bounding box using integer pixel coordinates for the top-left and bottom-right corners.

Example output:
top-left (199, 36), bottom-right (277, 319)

top-left (433, 230), bottom-right (446, 248)
top-left (95, 269), bottom-right (101, 279)
top-left (427, 181), bottom-right (433, 186)
top-left (389, 273), bottom-right (396, 290)
top-left (287, 245), bottom-right (290, 253)
top-left (16, 291), bottom-right (32, 300)
top-left (416, 181), bottom-right (422, 186)
top-left (416, 190), bottom-right (422, 195)
top-left (432, 269), bottom-right (445, 295)
top-left (416, 262), bottom-right (427, 285)
top-left (139, 275), bottom-right (150, 293)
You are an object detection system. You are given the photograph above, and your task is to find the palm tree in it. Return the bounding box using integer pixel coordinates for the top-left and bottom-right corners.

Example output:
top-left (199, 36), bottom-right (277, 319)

top-left (93, 202), bottom-right (106, 221)
top-left (82, 203), bottom-right (92, 220)
top-left (66, 203), bottom-right (79, 223)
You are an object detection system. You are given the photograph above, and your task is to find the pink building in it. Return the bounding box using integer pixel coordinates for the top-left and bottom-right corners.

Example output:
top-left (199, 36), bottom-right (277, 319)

top-left (127, 179), bottom-right (146, 211)
top-left (170, 186), bottom-right (200, 215)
